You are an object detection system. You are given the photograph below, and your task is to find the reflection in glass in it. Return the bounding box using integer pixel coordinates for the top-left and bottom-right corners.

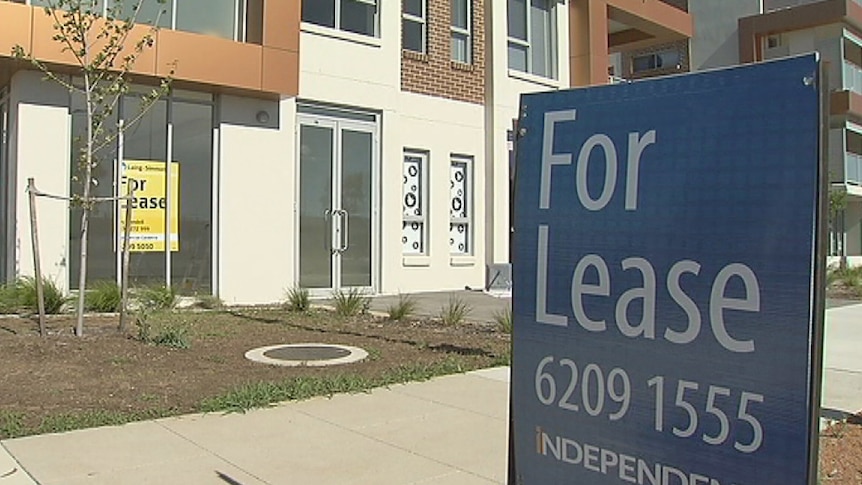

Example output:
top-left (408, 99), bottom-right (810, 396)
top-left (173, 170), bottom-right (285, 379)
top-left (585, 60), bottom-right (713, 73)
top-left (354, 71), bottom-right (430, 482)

top-left (302, 0), bottom-right (336, 28)
top-left (176, 0), bottom-right (236, 39)
top-left (170, 102), bottom-right (213, 295)
top-left (123, 97), bottom-right (168, 288)
top-left (69, 93), bottom-right (119, 289)
top-left (340, 130), bottom-right (372, 287)
top-left (299, 125), bottom-right (334, 289)
top-left (341, 0), bottom-right (376, 36)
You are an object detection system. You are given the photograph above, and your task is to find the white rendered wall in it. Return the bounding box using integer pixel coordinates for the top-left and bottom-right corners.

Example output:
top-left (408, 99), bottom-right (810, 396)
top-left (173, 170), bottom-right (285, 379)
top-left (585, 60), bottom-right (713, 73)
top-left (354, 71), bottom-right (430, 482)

top-left (218, 95), bottom-right (295, 304)
top-left (10, 71), bottom-right (71, 290)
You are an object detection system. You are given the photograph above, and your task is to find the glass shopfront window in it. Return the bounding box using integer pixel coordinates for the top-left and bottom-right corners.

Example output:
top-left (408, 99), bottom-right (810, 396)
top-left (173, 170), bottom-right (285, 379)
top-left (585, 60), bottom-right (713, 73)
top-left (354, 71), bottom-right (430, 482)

top-left (68, 89), bottom-right (214, 295)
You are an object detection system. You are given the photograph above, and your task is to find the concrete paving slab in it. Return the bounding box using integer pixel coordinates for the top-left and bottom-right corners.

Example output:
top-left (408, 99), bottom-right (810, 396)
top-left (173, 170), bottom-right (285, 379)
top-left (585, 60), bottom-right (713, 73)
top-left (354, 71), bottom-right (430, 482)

top-left (391, 373), bottom-right (509, 420)
top-left (3, 421), bottom-right (210, 484)
top-left (161, 406), bottom-right (461, 485)
top-left (37, 455), bottom-right (269, 485)
top-left (289, 387), bottom-right (453, 431)
top-left (360, 407), bottom-right (507, 483)
top-left (0, 444), bottom-right (36, 485)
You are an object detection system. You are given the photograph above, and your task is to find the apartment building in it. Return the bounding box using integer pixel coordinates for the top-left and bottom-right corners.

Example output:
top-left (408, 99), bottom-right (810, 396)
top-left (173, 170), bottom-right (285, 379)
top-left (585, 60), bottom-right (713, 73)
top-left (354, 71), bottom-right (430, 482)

top-left (739, 0), bottom-right (862, 265)
top-left (0, 0), bottom-right (691, 304)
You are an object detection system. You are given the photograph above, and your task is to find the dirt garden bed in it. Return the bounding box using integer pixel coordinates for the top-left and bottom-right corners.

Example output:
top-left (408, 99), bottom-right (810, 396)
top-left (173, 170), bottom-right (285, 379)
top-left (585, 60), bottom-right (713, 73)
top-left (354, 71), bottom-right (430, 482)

top-left (0, 308), bottom-right (510, 438)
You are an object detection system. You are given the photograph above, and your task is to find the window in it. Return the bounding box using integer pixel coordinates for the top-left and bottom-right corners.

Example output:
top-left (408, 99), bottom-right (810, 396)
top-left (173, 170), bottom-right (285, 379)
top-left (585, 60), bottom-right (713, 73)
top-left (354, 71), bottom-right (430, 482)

top-left (68, 88), bottom-right (215, 295)
top-left (449, 156), bottom-right (472, 255)
top-left (507, 0), bottom-right (556, 78)
top-left (403, 151), bottom-right (428, 254)
top-left (27, 0), bottom-right (252, 42)
top-left (632, 49), bottom-right (680, 74)
top-left (303, 0), bottom-right (379, 37)
top-left (451, 0), bottom-right (471, 63)
top-left (403, 0), bottom-right (426, 53)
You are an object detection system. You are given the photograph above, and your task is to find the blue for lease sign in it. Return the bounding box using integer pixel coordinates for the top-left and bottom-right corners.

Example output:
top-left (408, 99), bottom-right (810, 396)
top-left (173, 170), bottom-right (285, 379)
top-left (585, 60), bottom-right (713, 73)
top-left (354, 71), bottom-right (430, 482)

top-left (511, 55), bottom-right (824, 484)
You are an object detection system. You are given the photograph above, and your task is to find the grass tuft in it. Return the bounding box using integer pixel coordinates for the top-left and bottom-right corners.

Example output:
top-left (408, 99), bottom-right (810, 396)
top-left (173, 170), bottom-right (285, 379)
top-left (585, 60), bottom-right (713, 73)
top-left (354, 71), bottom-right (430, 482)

top-left (0, 283), bottom-right (19, 314)
top-left (135, 284), bottom-right (177, 311)
top-left (494, 307), bottom-right (513, 334)
top-left (438, 296), bottom-right (472, 326)
top-left (332, 288), bottom-right (370, 317)
top-left (284, 286), bottom-right (310, 312)
top-left (193, 295), bottom-right (223, 310)
top-left (17, 276), bottom-right (71, 314)
top-left (85, 280), bottom-right (122, 313)
top-left (386, 293), bottom-right (417, 321)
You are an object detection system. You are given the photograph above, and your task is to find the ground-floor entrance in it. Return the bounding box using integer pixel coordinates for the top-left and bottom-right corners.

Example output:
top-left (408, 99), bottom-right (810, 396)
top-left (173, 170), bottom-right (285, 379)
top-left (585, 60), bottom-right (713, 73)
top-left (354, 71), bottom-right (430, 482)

top-left (297, 106), bottom-right (378, 295)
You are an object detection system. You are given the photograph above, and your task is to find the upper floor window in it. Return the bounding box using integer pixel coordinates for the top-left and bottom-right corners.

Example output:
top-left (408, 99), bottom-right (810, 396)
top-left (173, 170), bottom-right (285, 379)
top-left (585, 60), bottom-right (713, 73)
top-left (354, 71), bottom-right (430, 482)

top-left (451, 0), bottom-right (471, 63)
top-left (632, 49), bottom-right (680, 74)
top-left (403, 0), bottom-right (427, 53)
top-left (26, 0), bottom-right (253, 42)
top-left (303, 0), bottom-right (379, 37)
top-left (507, 0), bottom-right (556, 79)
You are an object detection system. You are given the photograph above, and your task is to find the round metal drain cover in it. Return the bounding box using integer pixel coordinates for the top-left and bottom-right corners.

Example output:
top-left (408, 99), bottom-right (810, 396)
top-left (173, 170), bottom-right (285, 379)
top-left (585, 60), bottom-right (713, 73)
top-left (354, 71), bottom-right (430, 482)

top-left (245, 343), bottom-right (368, 367)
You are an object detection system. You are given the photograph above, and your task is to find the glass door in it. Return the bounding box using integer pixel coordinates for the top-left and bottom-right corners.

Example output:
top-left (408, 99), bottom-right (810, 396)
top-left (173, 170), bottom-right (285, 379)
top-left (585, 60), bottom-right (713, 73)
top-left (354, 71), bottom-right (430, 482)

top-left (298, 115), bottom-right (376, 294)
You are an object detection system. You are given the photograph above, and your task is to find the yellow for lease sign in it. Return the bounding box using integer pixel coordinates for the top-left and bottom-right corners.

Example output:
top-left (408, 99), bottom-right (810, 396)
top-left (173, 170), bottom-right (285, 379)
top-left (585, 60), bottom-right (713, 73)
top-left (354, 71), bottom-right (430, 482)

top-left (119, 160), bottom-right (180, 252)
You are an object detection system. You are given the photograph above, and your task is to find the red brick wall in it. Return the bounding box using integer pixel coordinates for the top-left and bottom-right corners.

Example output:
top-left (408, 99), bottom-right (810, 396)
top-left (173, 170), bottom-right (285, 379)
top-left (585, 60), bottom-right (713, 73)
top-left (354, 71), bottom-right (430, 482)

top-left (401, 0), bottom-right (485, 105)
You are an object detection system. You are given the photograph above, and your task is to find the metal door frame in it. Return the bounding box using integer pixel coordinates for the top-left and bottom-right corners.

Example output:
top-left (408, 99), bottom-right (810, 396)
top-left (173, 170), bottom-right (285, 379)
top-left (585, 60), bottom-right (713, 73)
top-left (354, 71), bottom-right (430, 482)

top-left (296, 111), bottom-right (379, 296)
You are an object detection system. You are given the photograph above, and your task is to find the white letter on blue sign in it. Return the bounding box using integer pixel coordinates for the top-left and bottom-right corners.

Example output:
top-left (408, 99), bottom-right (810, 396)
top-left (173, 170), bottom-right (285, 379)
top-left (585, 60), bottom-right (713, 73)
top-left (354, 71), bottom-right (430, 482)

top-left (540, 110), bottom-right (577, 210)
top-left (536, 225), bottom-right (568, 326)
top-left (709, 264), bottom-right (760, 353)
top-left (576, 134), bottom-right (618, 211)
top-left (625, 130), bottom-right (657, 211)
top-left (665, 260), bottom-right (702, 345)
top-left (615, 257), bottom-right (656, 339)
top-left (571, 254), bottom-right (610, 332)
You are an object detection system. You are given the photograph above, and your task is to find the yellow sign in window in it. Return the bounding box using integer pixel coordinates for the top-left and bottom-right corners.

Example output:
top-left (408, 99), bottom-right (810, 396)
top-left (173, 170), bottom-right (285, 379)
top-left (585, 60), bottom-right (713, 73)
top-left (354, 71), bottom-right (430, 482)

top-left (119, 160), bottom-right (180, 252)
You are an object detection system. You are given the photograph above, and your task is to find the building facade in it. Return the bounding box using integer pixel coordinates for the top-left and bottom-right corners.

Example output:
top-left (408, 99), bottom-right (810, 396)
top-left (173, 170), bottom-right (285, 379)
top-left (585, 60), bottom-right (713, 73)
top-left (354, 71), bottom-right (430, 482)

top-left (739, 0), bottom-right (862, 265)
top-left (0, 0), bottom-right (691, 304)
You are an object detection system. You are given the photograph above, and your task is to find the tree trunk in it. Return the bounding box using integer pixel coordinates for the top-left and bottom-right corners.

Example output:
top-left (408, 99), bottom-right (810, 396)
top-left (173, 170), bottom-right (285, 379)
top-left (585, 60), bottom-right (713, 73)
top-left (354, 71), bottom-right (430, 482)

top-left (118, 187), bottom-right (133, 333)
top-left (76, 71), bottom-right (95, 337)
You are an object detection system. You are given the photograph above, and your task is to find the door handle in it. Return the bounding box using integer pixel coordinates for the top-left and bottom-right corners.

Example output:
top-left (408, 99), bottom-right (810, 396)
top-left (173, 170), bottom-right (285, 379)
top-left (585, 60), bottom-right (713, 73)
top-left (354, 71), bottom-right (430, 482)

top-left (340, 209), bottom-right (349, 252)
top-left (323, 209), bottom-right (332, 252)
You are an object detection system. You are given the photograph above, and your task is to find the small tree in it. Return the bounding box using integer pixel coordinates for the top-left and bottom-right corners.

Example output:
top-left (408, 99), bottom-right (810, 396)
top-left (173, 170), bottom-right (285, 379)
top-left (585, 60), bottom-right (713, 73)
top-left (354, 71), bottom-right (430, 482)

top-left (13, 0), bottom-right (172, 336)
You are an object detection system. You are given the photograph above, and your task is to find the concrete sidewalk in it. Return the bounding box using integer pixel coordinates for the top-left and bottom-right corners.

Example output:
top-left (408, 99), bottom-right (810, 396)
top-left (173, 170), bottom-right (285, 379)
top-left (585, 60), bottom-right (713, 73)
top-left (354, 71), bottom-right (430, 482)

top-left (1, 368), bottom-right (511, 485)
top-left (2, 301), bottom-right (861, 485)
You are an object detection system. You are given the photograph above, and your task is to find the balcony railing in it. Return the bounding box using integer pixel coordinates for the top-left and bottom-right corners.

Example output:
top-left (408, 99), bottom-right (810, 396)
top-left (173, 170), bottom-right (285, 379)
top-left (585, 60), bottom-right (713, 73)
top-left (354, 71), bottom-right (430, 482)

top-left (847, 152), bottom-right (862, 185)
top-left (844, 61), bottom-right (862, 96)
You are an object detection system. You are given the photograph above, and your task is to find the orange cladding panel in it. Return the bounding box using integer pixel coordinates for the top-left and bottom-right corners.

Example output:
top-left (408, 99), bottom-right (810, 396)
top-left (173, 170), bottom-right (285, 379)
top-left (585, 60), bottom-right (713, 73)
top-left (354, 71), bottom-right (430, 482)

top-left (0, 2), bottom-right (32, 59)
top-left (262, 46), bottom-right (297, 95)
top-left (156, 29), bottom-right (263, 92)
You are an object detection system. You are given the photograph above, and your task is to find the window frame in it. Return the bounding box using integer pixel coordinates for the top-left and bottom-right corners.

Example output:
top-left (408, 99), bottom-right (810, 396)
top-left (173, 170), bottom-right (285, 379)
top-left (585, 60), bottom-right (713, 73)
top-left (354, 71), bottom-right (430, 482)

top-left (402, 150), bottom-right (429, 255)
top-left (402, 0), bottom-right (428, 53)
top-left (449, 155), bottom-right (473, 256)
top-left (303, 0), bottom-right (381, 38)
top-left (507, 0), bottom-right (557, 79)
top-left (450, 0), bottom-right (472, 63)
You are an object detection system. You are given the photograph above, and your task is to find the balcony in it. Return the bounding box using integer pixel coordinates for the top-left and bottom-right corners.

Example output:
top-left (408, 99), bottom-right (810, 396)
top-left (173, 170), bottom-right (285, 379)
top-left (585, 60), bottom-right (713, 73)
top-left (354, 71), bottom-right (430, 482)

top-left (848, 152), bottom-right (862, 185)
top-left (660, 0), bottom-right (688, 12)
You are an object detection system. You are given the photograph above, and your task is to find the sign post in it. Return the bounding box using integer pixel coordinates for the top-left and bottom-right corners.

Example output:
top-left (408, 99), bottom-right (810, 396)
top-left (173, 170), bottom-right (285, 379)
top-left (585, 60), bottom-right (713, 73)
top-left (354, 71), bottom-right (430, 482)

top-left (511, 55), bottom-right (826, 484)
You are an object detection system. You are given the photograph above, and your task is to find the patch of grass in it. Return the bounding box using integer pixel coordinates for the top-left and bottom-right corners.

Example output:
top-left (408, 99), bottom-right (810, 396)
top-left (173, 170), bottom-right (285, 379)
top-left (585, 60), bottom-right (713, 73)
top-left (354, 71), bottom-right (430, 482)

top-left (136, 284), bottom-right (177, 311)
top-left (85, 280), bottom-right (121, 313)
top-left (36, 409), bottom-right (168, 436)
top-left (438, 296), bottom-right (472, 326)
top-left (0, 411), bottom-right (25, 439)
top-left (494, 307), bottom-right (513, 334)
top-left (332, 288), bottom-right (370, 317)
top-left (386, 293), bottom-right (417, 321)
top-left (0, 283), bottom-right (19, 314)
top-left (17, 276), bottom-right (71, 314)
top-left (284, 286), bottom-right (310, 312)
top-left (151, 321), bottom-right (191, 349)
top-left (200, 358), bottom-right (468, 414)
